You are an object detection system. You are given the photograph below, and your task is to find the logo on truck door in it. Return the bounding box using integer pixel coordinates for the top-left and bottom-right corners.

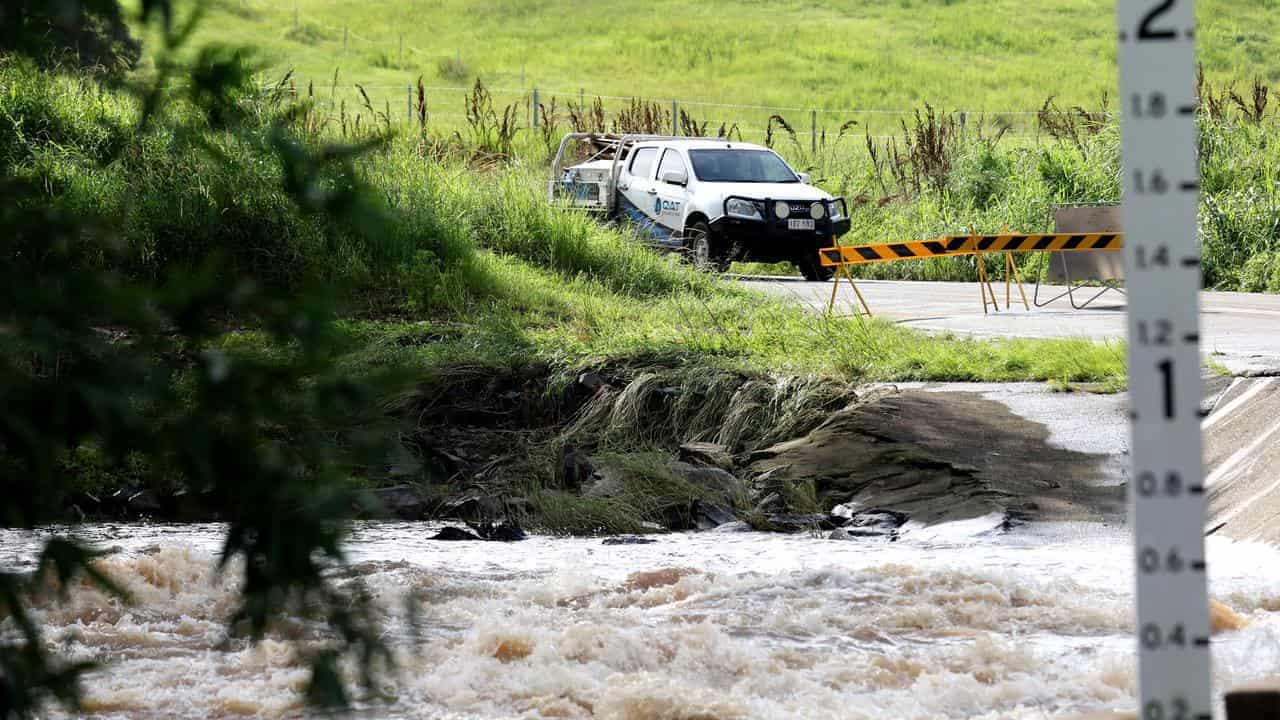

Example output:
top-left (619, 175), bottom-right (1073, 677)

top-left (654, 198), bottom-right (681, 215)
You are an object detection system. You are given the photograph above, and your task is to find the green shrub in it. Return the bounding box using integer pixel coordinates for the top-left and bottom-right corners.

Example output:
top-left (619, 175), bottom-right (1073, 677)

top-left (1238, 252), bottom-right (1280, 293)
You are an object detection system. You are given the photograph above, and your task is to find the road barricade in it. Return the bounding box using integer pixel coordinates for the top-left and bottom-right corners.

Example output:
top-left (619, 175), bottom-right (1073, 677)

top-left (819, 232), bottom-right (1125, 316)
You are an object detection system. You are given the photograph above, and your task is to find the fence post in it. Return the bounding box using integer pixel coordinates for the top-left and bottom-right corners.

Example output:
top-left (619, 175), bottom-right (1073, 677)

top-left (532, 87), bottom-right (540, 128)
top-left (672, 99), bottom-right (678, 136)
top-left (398, 34), bottom-right (403, 68)
top-left (811, 109), bottom-right (817, 154)
top-left (407, 84), bottom-right (411, 124)
top-left (343, 26), bottom-right (348, 53)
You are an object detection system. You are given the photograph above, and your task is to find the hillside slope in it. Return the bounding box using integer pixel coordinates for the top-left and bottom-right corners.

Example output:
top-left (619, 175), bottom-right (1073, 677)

top-left (164, 0), bottom-right (1279, 129)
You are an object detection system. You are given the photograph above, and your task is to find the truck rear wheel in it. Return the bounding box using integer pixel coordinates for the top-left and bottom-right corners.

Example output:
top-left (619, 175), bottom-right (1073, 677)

top-left (686, 221), bottom-right (728, 273)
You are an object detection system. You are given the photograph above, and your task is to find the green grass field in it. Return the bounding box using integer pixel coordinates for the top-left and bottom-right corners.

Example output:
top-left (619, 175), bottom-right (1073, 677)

top-left (159, 0), bottom-right (1280, 135)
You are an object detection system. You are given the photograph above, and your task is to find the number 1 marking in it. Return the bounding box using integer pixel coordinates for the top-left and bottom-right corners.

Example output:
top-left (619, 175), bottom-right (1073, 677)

top-left (1159, 358), bottom-right (1175, 419)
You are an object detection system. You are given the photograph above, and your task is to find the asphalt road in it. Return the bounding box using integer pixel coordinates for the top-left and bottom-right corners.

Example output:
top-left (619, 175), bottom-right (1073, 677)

top-left (741, 277), bottom-right (1280, 375)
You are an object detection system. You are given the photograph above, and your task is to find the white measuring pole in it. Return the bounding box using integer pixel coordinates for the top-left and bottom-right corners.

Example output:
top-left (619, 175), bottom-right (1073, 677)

top-left (1117, 2), bottom-right (1211, 719)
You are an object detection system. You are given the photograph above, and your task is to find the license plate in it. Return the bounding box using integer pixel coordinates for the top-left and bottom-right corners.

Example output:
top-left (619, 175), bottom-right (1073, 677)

top-left (787, 219), bottom-right (815, 231)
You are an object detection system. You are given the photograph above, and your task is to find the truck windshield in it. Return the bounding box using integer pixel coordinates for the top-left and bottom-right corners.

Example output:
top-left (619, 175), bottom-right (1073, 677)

top-left (688, 149), bottom-right (798, 183)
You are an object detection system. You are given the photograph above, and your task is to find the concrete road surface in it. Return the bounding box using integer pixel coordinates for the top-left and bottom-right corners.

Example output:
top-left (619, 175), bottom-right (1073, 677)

top-left (742, 278), bottom-right (1280, 375)
top-left (1206, 377), bottom-right (1280, 544)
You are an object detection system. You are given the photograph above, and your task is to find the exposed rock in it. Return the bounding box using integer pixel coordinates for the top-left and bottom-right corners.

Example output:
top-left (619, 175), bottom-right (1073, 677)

top-left (753, 492), bottom-right (785, 515)
top-left (602, 536), bottom-right (658, 545)
top-left (577, 371), bottom-right (609, 392)
top-left (133, 488), bottom-right (161, 513)
top-left (764, 513), bottom-right (839, 533)
top-left (469, 521), bottom-right (527, 542)
top-left (678, 442), bottom-right (734, 472)
top-left (582, 473), bottom-right (623, 500)
top-left (711, 521), bottom-right (753, 533)
top-left (831, 503), bottom-right (856, 520)
top-left (845, 509), bottom-right (909, 533)
top-left (65, 491), bottom-right (101, 521)
top-left (431, 526), bottom-right (482, 541)
top-left (369, 485), bottom-right (429, 521)
top-left (829, 526), bottom-right (896, 541)
top-left (746, 390), bottom-right (1119, 531)
top-left (168, 488), bottom-right (218, 521)
top-left (667, 461), bottom-right (744, 500)
top-left (560, 447), bottom-right (595, 489)
top-left (104, 487), bottom-right (161, 518)
top-left (750, 465), bottom-right (790, 489)
top-left (692, 500), bottom-right (736, 530)
top-left (439, 492), bottom-right (503, 521)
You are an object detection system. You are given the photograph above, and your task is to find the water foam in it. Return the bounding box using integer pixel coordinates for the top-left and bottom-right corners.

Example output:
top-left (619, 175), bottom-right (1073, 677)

top-left (1, 524), bottom-right (1277, 719)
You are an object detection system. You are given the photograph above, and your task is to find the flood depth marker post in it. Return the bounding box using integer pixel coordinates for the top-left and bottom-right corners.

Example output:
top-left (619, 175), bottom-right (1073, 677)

top-left (1117, 1), bottom-right (1212, 719)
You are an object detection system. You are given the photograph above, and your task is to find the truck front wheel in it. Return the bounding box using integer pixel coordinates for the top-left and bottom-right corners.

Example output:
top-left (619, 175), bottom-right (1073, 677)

top-left (798, 253), bottom-right (835, 282)
top-left (686, 221), bottom-right (729, 273)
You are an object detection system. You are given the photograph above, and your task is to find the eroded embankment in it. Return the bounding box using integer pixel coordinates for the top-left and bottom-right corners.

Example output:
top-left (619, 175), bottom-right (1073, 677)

top-left (68, 362), bottom-right (1122, 536)
top-left (379, 364), bottom-right (1123, 536)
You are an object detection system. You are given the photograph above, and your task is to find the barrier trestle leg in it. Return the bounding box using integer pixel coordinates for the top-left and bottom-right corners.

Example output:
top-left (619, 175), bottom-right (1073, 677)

top-left (827, 264), bottom-right (872, 318)
top-left (825, 236), bottom-right (872, 319)
top-left (1005, 254), bottom-right (1030, 311)
top-left (976, 251), bottom-right (1001, 314)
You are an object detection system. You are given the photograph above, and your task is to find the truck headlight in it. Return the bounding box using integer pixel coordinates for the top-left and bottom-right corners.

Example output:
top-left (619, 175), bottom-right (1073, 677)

top-left (829, 199), bottom-right (846, 220)
top-left (810, 202), bottom-right (826, 220)
top-left (726, 198), bottom-right (763, 220)
top-left (774, 201), bottom-right (791, 219)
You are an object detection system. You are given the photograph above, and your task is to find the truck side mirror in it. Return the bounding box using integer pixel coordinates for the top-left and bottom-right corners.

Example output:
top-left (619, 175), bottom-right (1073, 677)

top-left (661, 170), bottom-right (688, 187)
top-left (798, 172), bottom-right (811, 184)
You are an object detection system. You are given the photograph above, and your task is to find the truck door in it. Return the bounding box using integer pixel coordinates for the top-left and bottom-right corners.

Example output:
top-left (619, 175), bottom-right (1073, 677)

top-left (653, 149), bottom-right (690, 249)
top-left (616, 146), bottom-right (668, 243)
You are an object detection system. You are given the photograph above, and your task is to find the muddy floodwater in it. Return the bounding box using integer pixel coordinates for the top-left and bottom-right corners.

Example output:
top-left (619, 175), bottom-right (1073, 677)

top-left (3, 522), bottom-right (1279, 720)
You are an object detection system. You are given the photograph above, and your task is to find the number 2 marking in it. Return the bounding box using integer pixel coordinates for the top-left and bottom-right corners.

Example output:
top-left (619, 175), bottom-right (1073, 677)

top-left (1139, 0), bottom-right (1178, 41)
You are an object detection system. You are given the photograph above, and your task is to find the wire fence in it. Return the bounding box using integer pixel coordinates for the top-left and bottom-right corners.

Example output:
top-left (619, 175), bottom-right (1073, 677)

top-left (271, 78), bottom-right (1092, 151)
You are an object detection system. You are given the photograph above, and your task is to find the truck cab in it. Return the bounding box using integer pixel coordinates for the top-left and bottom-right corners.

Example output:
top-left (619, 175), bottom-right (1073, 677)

top-left (550, 134), bottom-right (850, 280)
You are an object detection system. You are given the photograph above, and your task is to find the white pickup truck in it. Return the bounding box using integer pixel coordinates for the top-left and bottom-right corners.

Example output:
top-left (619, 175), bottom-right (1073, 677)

top-left (549, 134), bottom-right (850, 280)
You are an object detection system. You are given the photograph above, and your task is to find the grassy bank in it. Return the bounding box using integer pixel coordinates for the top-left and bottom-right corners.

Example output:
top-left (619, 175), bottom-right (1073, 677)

top-left (0, 59), bottom-right (1127, 385)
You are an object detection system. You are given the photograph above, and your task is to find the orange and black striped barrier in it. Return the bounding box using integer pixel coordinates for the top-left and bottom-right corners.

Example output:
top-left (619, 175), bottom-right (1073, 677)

top-left (819, 233), bottom-right (1125, 316)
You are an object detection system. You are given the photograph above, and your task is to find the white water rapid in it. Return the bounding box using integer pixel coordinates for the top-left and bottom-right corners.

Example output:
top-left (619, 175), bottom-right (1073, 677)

top-left (2, 522), bottom-right (1278, 719)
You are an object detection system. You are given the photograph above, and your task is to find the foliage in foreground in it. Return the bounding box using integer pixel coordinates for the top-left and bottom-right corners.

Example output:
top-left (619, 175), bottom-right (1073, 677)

top-left (1, 5), bottom-right (405, 716)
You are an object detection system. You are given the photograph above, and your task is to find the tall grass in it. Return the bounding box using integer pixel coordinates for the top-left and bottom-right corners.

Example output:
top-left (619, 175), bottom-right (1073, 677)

top-left (0, 58), bottom-right (1133, 390)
